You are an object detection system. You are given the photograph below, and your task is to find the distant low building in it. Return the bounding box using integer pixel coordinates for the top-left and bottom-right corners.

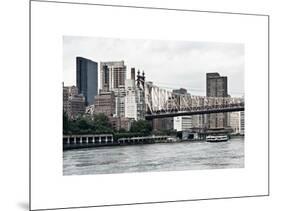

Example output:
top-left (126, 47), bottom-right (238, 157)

top-left (192, 115), bottom-right (205, 129)
top-left (109, 117), bottom-right (133, 131)
top-left (182, 130), bottom-right (199, 140)
top-left (152, 117), bottom-right (173, 131)
top-left (172, 88), bottom-right (188, 95)
top-left (174, 116), bottom-right (192, 132)
top-left (240, 111), bottom-right (245, 135)
top-left (229, 112), bottom-right (240, 134)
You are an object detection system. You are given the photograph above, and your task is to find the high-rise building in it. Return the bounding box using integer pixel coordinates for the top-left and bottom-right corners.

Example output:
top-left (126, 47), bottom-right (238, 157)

top-left (63, 85), bottom-right (72, 113)
top-left (94, 91), bottom-right (116, 117)
top-left (128, 70), bottom-right (146, 120)
top-left (125, 69), bottom-right (146, 121)
top-left (206, 73), bottom-right (228, 97)
top-left (63, 85), bottom-right (85, 118)
top-left (131, 67), bottom-right (136, 80)
top-left (206, 72), bottom-right (228, 129)
top-left (125, 79), bottom-right (137, 120)
top-left (68, 95), bottom-right (86, 118)
top-left (115, 85), bottom-right (126, 118)
top-left (100, 61), bottom-right (126, 92)
top-left (76, 57), bottom-right (98, 106)
top-left (63, 86), bottom-right (70, 112)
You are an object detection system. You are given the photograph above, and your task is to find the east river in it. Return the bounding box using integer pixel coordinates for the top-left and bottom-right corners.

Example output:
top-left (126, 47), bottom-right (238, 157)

top-left (63, 136), bottom-right (244, 175)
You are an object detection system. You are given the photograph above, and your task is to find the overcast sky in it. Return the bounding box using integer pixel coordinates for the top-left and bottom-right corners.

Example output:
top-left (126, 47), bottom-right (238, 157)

top-left (63, 36), bottom-right (244, 97)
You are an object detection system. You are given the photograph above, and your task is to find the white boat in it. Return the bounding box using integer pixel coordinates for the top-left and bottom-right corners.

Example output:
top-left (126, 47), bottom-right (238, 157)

top-left (166, 137), bottom-right (178, 143)
top-left (206, 135), bottom-right (228, 142)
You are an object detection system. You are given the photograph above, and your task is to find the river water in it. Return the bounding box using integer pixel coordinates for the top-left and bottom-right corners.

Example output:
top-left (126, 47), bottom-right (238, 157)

top-left (63, 137), bottom-right (244, 175)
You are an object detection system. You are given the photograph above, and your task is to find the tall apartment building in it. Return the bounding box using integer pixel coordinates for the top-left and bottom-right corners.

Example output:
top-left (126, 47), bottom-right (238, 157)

top-left (136, 89), bottom-right (145, 120)
top-left (125, 79), bottom-right (137, 120)
top-left (115, 85), bottom-right (126, 118)
top-left (124, 70), bottom-right (145, 121)
top-left (67, 95), bottom-right (86, 118)
top-left (63, 85), bottom-right (73, 113)
top-left (100, 61), bottom-right (126, 92)
top-left (206, 72), bottom-right (228, 129)
top-left (63, 85), bottom-right (85, 118)
top-left (131, 67), bottom-right (136, 80)
top-left (94, 91), bottom-right (116, 117)
top-left (76, 57), bottom-right (98, 106)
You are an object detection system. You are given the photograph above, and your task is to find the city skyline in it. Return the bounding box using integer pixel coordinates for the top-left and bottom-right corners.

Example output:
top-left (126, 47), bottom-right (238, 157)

top-left (63, 36), bottom-right (245, 176)
top-left (63, 36), bottom-right (244, 97)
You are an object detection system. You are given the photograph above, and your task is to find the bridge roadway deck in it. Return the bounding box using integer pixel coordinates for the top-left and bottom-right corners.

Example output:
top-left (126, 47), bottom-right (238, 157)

top-left (145, 106), bottom-right (244, 120)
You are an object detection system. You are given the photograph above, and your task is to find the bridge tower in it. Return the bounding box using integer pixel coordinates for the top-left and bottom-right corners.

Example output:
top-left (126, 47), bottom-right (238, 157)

top-left (136, 70), bottom-right (146, 120)
top-left (137, 70), bottom-right (145, 89)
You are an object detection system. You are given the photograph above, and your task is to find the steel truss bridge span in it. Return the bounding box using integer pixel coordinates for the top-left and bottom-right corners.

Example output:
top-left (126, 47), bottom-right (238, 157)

top-left (143, 82), bottom-right (244, 120)
top-left (145, 104), bottom-right (244, 120)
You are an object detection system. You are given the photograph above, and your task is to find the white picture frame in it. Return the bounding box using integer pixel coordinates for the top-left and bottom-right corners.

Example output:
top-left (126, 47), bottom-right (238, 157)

top-left (30, 0), bottom-right (269, 210)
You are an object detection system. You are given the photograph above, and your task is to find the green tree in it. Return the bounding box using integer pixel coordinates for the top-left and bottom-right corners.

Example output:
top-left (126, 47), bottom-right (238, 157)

top-left (130, 120), bottom-right (152, 135)
top-left (75, 115), bottom-right (95, 134)
top-left (63, 112), bottom-right (114, 135)
top-left (63, 111), bottom-right (70, 134)
top-left (93, 113), bottom-right (113, 133)
top-left (93, 113), bottom-right (110, 126)
top-left (118, 128), bottom-right (127, 133)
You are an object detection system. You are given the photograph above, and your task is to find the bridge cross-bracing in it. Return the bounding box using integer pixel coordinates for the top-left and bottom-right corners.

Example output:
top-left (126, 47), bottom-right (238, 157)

top-left (143, 82), bottom-right (244, 120)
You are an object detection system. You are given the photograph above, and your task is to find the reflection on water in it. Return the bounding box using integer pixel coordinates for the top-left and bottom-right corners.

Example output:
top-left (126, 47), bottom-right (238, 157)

top-left (63, 137), bottom-right (244, 175)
